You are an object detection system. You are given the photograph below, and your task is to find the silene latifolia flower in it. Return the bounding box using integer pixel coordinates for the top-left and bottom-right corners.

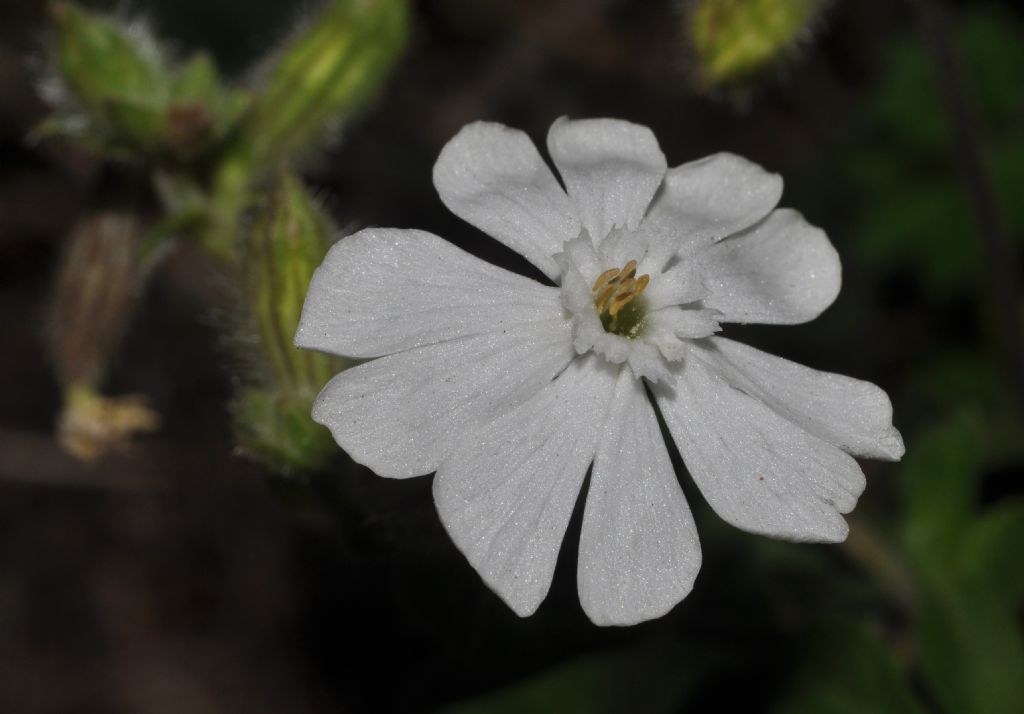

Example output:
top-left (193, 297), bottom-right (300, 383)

top-left (295, 118), bottom-right (905, 626)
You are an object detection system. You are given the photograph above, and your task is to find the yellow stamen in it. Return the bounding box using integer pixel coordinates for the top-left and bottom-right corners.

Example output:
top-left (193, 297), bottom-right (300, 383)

top-left (592, 268), bottom-right (621, 294)
top-left (619, 259), bottom-right (638, 282)
top-left (594, 284), bottom-right (617, 313)
top-left (591, 260), bottom-right (650, 323)
top-left (608, 274), bottom-right (649, 318)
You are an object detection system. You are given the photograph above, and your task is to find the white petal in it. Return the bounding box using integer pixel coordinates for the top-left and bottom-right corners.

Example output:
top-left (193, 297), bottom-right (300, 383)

top-left (653, 353), bottom-right (866, 543)
top-left (547, 117), bottom-right (667, 244)
top-left (694, 337), bottom-right (905, 460)
top-left (696, 209), bottom-right (841, 325)
top-left (647, 307), bottom-right (722, 340)
top-left (643, 261), bottom-right (707, 310)
top-left (311, 319), bottom-right (575, 478)
top-left (557, 232), bottom-right (603, 285)
top-left (295, 228), bottom-right (563, 358)
top-left (578, 369), bottom-right (701, 626)
top-left (433, 122), bottom-right (579, 281)
top-left (639, 153), bottom-right (783, 271)
top-left (626, 341), bottom-right (673, 385)
top-left (434, 357), bottom-right (620, 617)
top-left (644, 308), bottom-right (722, 363)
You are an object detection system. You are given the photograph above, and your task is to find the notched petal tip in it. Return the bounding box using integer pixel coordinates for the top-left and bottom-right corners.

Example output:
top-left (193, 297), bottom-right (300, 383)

top-left (432, 120), bottom-right (577, 280)
top-left (879, 428), bottom-right (906, 461)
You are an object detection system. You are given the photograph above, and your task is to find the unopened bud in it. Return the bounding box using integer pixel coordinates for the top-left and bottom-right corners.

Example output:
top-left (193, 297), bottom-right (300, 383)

top-left (246, 173), bottom-right (339, 390)
top-left (235, 388), bottom-right (335, 475)
top-left (58, 384), bottom-right (160, 461)
top-left (50, 211), bottom-right (161, 460)
top-left (244, 0), bottom-right (409, 168)
top-left (686, 0), bottom-right (827, 91)
top-left (166, 54), bottom-right (250, 160)
top-left (49, 2), bottom-right (169, 154)
top-left (51, 211), bottom-right (142, 387)
top-left (235, 173), bottom-right (340, 473)
top-left (45, 3), bottom-right (248, 161)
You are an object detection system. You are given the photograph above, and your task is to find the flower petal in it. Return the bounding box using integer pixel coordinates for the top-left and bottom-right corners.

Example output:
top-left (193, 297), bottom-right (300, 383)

top-left (639, 153), bottom-right (783, 271)
top-left (311, 319), bottom-right (575, 478)
top-left (433, 121), bottom-right (580, 280)
top-left (696, 209), bottom-right (841, 325)
top-left (653, 353), bottom-right (866, 543)
top-left (547, 117), bottom-right (667, 244)
top-left (643, 261), bottom-right (707, 310)
top-left (434, 357), bottom-right (620, 617)
top-left (578, 369), bottom-right (701, 626)
top-left (295, 228), bottom-right (563, 358)
top-left (693, 337), bottom-right (905, 460)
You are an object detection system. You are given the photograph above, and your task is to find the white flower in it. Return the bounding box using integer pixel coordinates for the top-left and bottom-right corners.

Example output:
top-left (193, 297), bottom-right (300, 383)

top-left (295, 117), bottom-right (905, 626)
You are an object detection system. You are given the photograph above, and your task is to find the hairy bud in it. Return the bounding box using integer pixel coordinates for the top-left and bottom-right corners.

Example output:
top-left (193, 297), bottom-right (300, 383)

top-left (235, 173), bottom-right (340, 474)
top-left (244, 0), bottom-right (409, 168)
top-left (50, 211), bottom-right (160, 460)
top-left (685, 0), bottom-right (827, 91)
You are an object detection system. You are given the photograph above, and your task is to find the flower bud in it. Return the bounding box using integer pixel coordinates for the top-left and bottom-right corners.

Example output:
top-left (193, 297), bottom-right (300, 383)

top-left (166, 54), bottom-right (251, 161)
top-left (50, 211), bottom-right (161, 460)
top-left (49, 2), bottom-right (169, 154)
top-left (685, 0), bottom-right (827, 91)
top-left (235, 388), bottom-right (336, 475)
top-left (235, 173), bottom-right (341, 473)
top-left (51, 211), bottom-right (143, 388)
top-left (58, 385), bottom-right (160, 462)
top-left (44, 3), bottom-right (248, 162)
top-left (244, 0), bottom-right (409, 168)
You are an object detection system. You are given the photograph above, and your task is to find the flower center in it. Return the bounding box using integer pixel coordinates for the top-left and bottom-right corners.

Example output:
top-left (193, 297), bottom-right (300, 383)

top-left (591, 259), bottom-right (649, 337)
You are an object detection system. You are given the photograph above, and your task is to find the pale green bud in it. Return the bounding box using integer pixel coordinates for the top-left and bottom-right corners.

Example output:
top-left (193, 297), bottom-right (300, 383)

top-left (687, 0), bottom-right (826, 90)
top-left (244, 0), bottom-right (409, 168)
top-left (45, 3), bottom-right (249, 161)
top-left (235, 173), bottom-right (340, 473)
top-left (48, 2), bottom-right (169, 154)
top-left (234, 388), bottom-right (336, 475)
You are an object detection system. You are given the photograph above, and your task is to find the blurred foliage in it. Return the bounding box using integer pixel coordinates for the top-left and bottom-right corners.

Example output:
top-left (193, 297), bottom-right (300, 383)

top-left (42, 2), bottom-right (249, 161)
top-left (39, 0), bottom-right (408, 466)
top-left (775, 621), bottom-right (924, 714)
top-left (900, 412), bottom-right (1024, 714)
top-left (846, 5), bottom-right (1024, 298)
top-left (442, 638), bottom-right (723, 714)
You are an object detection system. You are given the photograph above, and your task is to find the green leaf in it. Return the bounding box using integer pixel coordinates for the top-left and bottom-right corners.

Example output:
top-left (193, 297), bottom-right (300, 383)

top-left (843, 5), bottom-right (1024, 296)
top-left (775, 621), bottom-right (925, 714)
top-left (900, 413), bottom-right (983, 574)
top-left (916, 575), bottom-right (1024, 714)
top-left (906, 352), bottom-right (1005, 412)
top-left (957, 498), bottom-right (1024, 605)
top-left (440, 639), bottom-right (719, 714)
top-left (899, 412), bottom-right (1024, 714)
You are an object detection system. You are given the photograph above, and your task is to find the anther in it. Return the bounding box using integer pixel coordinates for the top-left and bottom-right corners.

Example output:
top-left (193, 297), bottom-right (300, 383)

top-left (591, 260), bottom-right (650, 326)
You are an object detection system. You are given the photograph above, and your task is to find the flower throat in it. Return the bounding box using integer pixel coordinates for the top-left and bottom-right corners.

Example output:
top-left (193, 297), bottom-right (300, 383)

top-left (592, 259), bottom-right (649, 338)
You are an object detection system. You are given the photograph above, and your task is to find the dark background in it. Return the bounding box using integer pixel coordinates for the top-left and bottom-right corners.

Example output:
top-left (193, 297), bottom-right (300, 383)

top-left (1, 0), bottom-right (1022, 711)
